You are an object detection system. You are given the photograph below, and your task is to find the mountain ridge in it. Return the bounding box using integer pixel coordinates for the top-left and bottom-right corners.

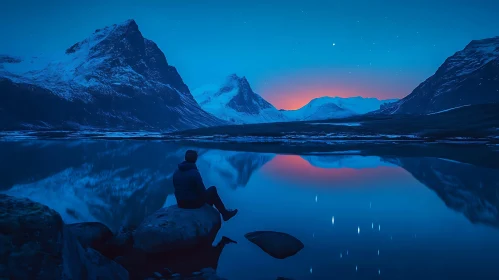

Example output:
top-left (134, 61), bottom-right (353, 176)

top-left (0, 19), bottom-right (225, 131)
top-left (282, 96), bottom-right (398, 121)
top-left (378, 36), bottom-right (499, 115)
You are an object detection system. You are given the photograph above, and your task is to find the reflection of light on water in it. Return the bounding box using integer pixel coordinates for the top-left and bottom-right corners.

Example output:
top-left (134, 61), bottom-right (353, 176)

top-left (310, 267), bottom-right (313, 274)
top-left (378, 249), bottom-right (380, 256)
top-left (346, 250), bottom-right (349, 255)
top-left (379, 224), bottom-right (381, 231)
top-left (358, 226), bottom-right (360, 234)
top-left (372, 222), bottom-right (374, 229)
top-left (315, 195), bottom-right (318, 202)
top-left (340, 253), bottom-right (343, 258)
top-left (378, 269), bottom-right (381, 275)
top-left (390, 236), bottom-right (393, 240)
top-left (313, 232), bottom-right (315, 238)
top-left (356, 265), bottom-right (358, 272)
top-left (332, 216), bottom-right (335, 225)
top-left (370, 202), bottom-right (372, 208)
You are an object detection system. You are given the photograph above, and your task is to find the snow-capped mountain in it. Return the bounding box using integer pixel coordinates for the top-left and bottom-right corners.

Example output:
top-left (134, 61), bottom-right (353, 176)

top-left (282, 96), bottom-right (398, 121)
top-left (379, 36), bottom-right (499, 115)
top-left (192, 74), bottom-right (288, 124)
top-left (0, 19), bottom-right (225, 131)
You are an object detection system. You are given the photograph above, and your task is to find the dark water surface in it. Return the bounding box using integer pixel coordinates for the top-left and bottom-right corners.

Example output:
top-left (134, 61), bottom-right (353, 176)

top-left (1, 140), bottom-right (499, 280)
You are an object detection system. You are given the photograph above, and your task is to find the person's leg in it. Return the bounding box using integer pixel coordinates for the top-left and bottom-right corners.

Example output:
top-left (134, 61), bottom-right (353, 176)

top-left (205, 186), bottom-right (227, 213)
top-left (205, 186), bottom-right (238, 221)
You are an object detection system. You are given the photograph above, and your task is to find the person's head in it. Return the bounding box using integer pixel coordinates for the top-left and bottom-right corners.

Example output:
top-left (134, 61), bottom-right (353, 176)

top-left (185, 150), bottom-right (198, 163)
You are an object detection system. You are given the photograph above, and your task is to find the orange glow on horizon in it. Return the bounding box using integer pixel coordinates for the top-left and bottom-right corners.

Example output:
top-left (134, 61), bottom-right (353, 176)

top-left (258, 72), bottom-right (408, 110)
top-left (262, 85), bottom-right (374, 110)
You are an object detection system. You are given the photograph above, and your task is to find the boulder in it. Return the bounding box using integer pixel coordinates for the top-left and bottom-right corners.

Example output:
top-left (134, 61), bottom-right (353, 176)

top-left (244, 231), bottom-right (304, 259)
top-left (0, 194), bottom-right (129, 280)
top-left (66, 222), bottom-right (113, 251)
top-left (84, 248), bottom-right (129, 279)
top-left (133, 205), bottom-right (221, 254)
top-left (106, 225), bottom-right (137, 258)
top-left (0, 194), bottom-right (65, 279)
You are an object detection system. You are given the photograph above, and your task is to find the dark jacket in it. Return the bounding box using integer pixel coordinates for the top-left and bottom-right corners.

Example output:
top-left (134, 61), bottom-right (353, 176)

top-left (172, 161), bottom-right (206, 207)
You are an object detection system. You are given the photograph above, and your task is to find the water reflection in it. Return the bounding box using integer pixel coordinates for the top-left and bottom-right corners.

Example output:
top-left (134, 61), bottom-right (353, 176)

top-left (383, 156), bottom-right (499, 228)
top-left (0, 141), bottom-right (273, 231)
top-left (1, 140), bottom-right (499, 279)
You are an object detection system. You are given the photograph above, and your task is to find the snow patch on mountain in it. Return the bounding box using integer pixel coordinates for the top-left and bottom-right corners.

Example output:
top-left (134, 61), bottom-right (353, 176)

top-left (283, 96), bottom-right (398, 121)
top-left (193, 74), bottom-right (288, 124)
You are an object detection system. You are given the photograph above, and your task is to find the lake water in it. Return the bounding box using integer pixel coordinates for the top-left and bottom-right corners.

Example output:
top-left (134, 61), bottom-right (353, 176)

top-left (1, 140), bottom-right (499, 280)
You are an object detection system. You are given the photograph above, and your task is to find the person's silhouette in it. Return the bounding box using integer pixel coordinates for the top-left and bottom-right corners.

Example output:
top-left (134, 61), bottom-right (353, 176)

top-left (173, 150), bottom-right (238, 221)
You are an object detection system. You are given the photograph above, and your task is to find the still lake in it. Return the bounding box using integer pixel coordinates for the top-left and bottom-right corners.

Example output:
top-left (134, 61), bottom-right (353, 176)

top-left (1, 140), bottom-right (499, 280)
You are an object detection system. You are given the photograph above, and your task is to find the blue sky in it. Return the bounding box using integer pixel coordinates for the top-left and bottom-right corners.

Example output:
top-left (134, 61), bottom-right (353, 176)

top-left (2, 0), bottom-right (498, 108)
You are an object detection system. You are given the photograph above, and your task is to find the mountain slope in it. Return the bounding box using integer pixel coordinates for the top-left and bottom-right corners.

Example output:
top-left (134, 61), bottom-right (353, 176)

top-left (283, 96), bottom-right (398, 121)
top-left (379, 36), bottom-right (499, 115)
top-left (193, 74), bottom-right (288, 124)
top-left (0, 19), bottom-right (225, 131)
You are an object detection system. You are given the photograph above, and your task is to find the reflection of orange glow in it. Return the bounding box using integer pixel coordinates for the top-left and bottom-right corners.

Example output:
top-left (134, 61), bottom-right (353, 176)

top-left (262, 155), bottom-right (406, 187)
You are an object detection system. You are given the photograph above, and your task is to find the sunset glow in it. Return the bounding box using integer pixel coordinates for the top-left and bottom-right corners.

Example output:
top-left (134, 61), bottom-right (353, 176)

top-left (258, 70), bottom-right (420, 110)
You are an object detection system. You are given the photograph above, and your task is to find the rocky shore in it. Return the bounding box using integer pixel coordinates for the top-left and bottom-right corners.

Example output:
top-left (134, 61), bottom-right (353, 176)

top-left (0, 194), bottom-right (226, 280)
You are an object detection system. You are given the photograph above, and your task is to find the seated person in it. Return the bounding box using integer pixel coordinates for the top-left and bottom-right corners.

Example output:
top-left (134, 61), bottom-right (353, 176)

top-left (173, 150), bottom-right (238, 221)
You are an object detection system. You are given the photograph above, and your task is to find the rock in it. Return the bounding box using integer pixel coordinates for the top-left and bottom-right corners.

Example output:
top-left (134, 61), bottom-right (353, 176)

top-left (244, 231), bottom-right (304, 259)
top-left (201, 267), bottom-right (216, 275)
top-left (66, 222), bottom-right (113, 251)
top-left (133, 205), bottom-right (221, 254)
top-left (84, 248), bottom-right (129, 279)
top-left (105, 225), bottom-right (137, 259)
top-left (0, 194), bottom-right (64, 279)
top-left (0, 194), bottom-right (129, 280)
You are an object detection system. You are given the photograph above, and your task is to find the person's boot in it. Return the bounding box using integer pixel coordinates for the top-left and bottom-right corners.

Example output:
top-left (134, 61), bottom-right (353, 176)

top-left (220, 236), bottom-right (237, 245)
top-left (222, 209), bottom-right (238, 222)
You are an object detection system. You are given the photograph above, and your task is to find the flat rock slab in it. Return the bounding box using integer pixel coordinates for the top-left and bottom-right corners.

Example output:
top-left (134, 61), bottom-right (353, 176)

top-left (245, 231), bottom-right (304, 259)
top-left (133, 205), bottom-right (221, 254)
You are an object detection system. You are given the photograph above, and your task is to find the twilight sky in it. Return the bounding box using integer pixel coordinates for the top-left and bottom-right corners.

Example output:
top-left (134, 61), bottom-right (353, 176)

top-left (2, 0), bottom-right (499, 109)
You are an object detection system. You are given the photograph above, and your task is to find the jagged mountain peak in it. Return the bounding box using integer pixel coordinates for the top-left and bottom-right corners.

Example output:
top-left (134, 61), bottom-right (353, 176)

top-left (192, 74), bottom-right (287, 124)
top-left (66, 19), bottom-right (142, 55)
top-left (223, 73), bottom-right (251, 91)
top-left (464, 36), bottom-right (499, 50)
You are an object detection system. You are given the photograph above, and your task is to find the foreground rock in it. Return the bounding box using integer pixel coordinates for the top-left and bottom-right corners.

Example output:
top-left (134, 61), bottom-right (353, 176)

top-left (67, 222), bottom-right (113, 251)
top-left (245, 231), bottom-right (304, 259)
top-left (0, 194), bottom-right (128, 279)
top-left (133, 205), bottom-right (221, 254)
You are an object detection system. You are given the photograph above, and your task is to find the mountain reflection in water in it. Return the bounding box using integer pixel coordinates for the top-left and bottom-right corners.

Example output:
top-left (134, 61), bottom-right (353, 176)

top-left (1, 140), bottom-right (499, 279)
